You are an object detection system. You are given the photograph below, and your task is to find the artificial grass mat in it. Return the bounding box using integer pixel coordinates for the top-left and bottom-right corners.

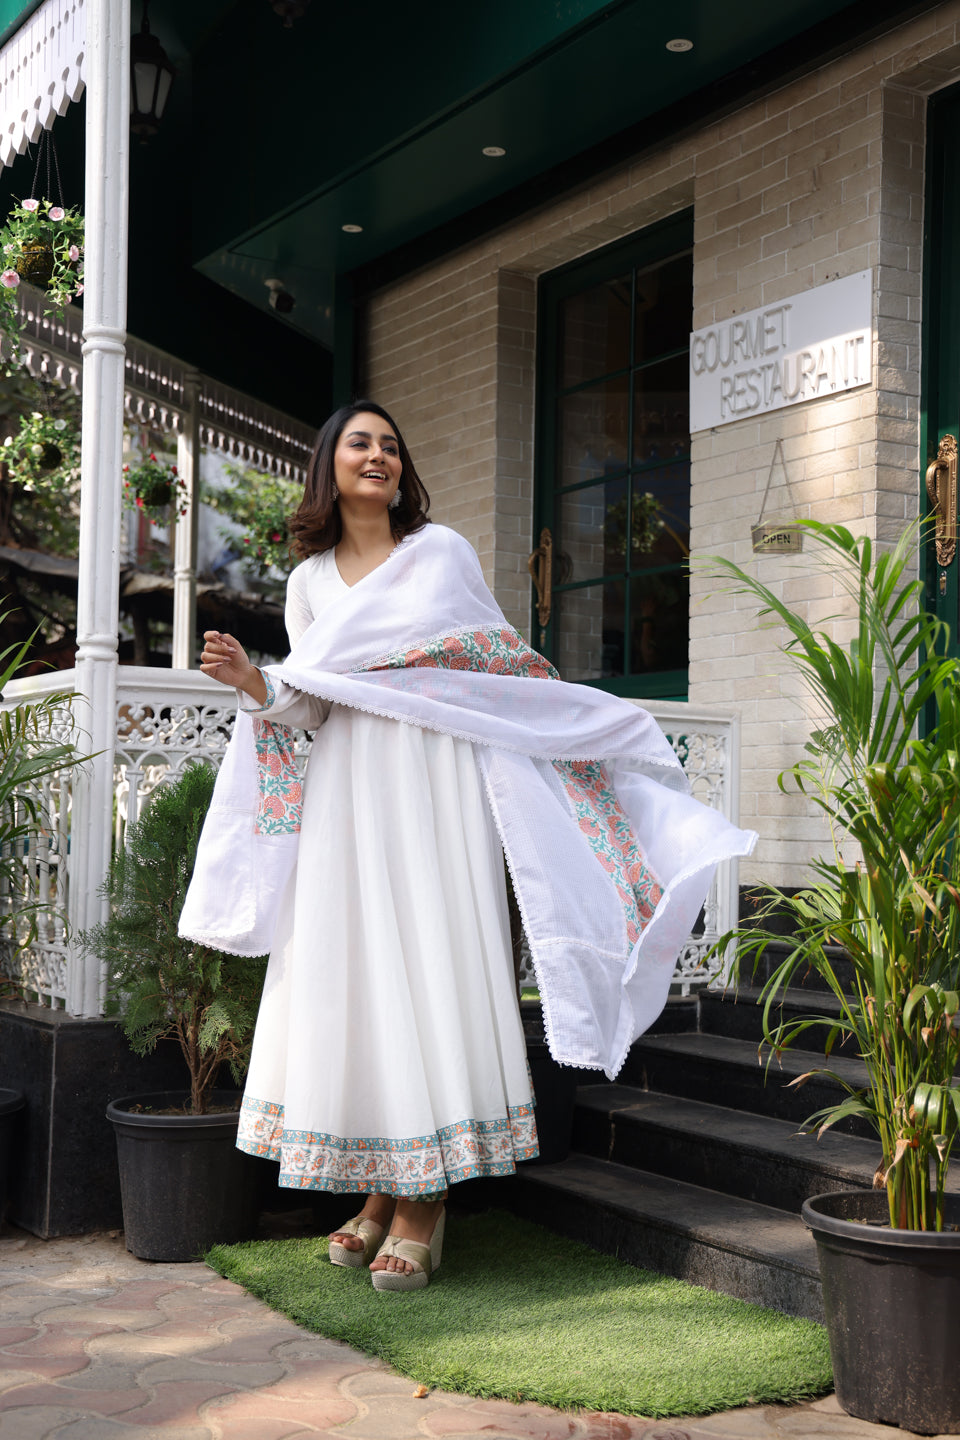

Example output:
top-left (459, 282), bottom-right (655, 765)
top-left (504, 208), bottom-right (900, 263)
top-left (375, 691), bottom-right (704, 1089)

top-left (207, 1210), bottom-right (832, 1419)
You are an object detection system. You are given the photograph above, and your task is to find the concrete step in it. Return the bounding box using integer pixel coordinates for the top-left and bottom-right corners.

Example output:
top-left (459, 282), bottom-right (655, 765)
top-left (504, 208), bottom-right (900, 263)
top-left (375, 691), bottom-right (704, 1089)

top-left (512, 1152), bottom-right (825, 1321)
top-left (699, 984), bottom-right (851, 1054)
top-left (572, 1083), bottom-right (884, 1212)
top-left (617, 1030), bottom-right (874, 1136)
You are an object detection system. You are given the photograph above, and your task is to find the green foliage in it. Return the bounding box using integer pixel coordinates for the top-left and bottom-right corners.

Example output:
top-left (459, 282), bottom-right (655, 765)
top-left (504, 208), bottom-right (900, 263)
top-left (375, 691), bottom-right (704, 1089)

top-left (708, 520), bottom-right (960, 1231)
top-left (123, 452), bottom-right (186, 522)
top-left (203, 464), bottom-right (300, 579)
top-left (0, 197), bottom-right (84, 370)
top-left (0, 369), bottom-right (82, 556)
top-left (0, 608), bottom-right (80, 966)
top-left (85, 762), bottom-right (267, 1114)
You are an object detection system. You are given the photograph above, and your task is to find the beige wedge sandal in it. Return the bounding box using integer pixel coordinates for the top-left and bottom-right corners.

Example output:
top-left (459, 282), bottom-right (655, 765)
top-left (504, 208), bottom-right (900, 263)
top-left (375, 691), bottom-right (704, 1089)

top-left (328, 1215), bottom-right (386, 1269)
top-left (370, 1208), bottom-right (445, 1292)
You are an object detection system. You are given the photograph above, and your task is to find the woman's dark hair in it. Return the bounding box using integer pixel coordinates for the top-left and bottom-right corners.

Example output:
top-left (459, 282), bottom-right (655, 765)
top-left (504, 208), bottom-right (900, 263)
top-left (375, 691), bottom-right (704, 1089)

top-left (289, 399), bottom-right (430, 558)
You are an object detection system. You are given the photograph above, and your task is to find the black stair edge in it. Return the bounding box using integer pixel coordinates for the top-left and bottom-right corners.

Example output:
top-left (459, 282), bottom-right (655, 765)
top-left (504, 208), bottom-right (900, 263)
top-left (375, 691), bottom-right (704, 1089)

top-left (510, 1154), bottom-right (825, 1321)
top-left (574, 1083), bottom-right (880, 1179)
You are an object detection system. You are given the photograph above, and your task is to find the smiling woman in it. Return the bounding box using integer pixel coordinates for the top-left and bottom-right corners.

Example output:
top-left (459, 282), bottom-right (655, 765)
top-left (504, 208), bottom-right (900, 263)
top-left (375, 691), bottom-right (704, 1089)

top-left (182, 396), bottom-right (755, 1298)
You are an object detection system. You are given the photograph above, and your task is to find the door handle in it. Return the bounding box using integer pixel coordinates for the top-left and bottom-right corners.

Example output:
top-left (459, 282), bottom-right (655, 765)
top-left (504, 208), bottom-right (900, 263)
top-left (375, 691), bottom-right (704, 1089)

top-left (926, 434), bottom-right (958, 590)
top-left (527, 527), bottom-right (553, 636)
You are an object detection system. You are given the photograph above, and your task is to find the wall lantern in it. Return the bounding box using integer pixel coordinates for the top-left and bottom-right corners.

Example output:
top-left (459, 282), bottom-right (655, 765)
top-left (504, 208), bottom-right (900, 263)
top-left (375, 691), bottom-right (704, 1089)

top-left (130, 1), bottom-right (176, 141)
top-left (268, 1), bottom-right (312, 24)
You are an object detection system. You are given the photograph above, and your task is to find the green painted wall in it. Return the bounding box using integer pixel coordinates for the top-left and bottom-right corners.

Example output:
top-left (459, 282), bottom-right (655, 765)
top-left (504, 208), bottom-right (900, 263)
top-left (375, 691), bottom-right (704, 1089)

top-left (0, 1), bottom-right (42, 47)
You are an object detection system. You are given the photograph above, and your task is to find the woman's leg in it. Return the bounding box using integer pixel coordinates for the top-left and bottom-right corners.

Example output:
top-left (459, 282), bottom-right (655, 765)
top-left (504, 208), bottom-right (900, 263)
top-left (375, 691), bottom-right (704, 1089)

top-left (369, 1193), bottom-right (447, 1276)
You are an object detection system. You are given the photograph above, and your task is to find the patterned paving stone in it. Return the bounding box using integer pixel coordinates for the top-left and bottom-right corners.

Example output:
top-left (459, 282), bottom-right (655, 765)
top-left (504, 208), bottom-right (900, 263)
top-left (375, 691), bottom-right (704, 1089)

top-left (204, 1386), bottom-right (359, 1431)
top-left (0, 1405), bottom-right (87, 1439)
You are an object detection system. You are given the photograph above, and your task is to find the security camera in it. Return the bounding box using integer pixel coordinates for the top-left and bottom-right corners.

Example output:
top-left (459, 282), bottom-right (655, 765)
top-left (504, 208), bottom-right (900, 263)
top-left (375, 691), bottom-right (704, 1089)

top-left (264, 278), bottom-right (295, 314)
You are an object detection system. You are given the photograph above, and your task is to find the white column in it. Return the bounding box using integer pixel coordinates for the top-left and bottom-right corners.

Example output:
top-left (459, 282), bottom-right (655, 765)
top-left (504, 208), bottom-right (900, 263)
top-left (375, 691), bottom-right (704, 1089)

top-left (172, 372), bottom-right (201, 669)
top-left (66, 0), bottom-right (130, 1017)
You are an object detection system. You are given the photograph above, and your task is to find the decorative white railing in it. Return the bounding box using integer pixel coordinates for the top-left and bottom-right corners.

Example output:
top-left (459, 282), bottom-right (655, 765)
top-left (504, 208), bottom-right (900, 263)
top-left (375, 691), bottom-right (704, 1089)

top-left (0, 672), bottom-right (742, 1010)
top-left (12, 284), bottom-right (316, 479)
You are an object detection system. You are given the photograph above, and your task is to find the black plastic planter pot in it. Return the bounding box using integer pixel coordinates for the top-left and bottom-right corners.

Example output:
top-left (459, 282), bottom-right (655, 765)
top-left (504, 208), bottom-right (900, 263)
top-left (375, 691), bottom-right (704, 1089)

top-left (106, 1091), bottom-right (261, 1262)
top-left (0, 1087), bottom-right (25, 1221)
top-left (802, 1190), bottom-right (960, 1435)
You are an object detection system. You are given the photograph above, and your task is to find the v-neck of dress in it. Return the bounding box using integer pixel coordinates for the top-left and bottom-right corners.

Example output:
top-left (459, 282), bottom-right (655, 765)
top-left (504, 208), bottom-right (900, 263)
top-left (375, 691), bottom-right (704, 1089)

top-left (331, 537), bottom-right (405, 589)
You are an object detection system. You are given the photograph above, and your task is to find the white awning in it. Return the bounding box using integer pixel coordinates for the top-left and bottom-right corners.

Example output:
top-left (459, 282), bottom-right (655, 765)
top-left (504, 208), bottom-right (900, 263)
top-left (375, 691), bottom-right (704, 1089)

top-left (0, 0), bottom-right (85, 169)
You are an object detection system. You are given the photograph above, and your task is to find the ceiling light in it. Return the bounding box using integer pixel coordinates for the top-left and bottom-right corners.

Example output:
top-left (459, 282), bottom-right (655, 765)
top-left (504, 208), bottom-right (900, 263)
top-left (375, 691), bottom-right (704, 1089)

top-left (666, 38), bottom-right (693, 52)
top-left (268, 0), bottom-right (312, 25)
top-left (342, 223), bottom-right (363, 233)
top-left (482, 146), bottom-right (506, 157)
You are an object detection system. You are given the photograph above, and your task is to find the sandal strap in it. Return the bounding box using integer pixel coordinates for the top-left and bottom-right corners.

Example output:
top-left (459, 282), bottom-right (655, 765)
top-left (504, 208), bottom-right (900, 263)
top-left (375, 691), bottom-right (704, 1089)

top-left (337, 1216), bottom-right (383, 1241)
top-left (376, 1234), bottom-right (431, 1274)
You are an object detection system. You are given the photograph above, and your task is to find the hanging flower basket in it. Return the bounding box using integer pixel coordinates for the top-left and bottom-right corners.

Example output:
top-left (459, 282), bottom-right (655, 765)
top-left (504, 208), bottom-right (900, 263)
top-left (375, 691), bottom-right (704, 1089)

top-left (0, 198), bottom-right (85, 368)
top-left (123, 454), bottom-right (186, 522)
top-left (1, 410), bottom-right (79, 494)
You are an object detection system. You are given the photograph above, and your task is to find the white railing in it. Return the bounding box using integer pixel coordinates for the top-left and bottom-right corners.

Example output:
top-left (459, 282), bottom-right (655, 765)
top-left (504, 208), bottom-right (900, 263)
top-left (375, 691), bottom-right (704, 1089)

top-left (0, 671), bottom-right (742, 1009)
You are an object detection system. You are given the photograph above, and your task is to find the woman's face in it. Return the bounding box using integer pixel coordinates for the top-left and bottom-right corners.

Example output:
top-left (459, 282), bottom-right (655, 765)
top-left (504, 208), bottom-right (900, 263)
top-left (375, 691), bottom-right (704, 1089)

top-left (333, 411), bottom-right (402, 507)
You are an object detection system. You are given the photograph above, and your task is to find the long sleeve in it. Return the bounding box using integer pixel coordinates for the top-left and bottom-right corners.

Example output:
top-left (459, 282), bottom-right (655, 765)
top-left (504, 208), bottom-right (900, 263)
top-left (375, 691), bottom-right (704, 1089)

top-left (238, 674), bottom-right (331, 729)
top-left (237, 559), bottom-right (330, 728)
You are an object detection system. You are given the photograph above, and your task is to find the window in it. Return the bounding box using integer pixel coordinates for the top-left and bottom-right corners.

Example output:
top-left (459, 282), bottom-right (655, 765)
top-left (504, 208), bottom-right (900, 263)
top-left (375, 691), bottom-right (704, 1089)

top-left (535, 214), bottom-right (692, 698)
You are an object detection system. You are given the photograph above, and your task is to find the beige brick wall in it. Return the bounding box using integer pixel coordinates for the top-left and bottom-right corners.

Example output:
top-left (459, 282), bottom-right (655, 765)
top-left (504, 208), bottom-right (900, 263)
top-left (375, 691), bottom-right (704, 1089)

top-left (361, 2), bottom-right (960, 886)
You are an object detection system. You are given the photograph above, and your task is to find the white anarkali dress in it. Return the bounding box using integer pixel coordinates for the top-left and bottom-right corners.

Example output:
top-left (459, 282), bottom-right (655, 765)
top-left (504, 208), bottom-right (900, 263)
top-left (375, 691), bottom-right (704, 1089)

top-left (236, 548), bottom-right (538, 1195)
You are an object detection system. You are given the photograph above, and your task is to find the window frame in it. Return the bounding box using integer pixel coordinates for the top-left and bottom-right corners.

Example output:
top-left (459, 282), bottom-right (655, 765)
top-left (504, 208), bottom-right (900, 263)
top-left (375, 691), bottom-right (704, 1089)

top-left (534, 210), bottom-right (694, 699)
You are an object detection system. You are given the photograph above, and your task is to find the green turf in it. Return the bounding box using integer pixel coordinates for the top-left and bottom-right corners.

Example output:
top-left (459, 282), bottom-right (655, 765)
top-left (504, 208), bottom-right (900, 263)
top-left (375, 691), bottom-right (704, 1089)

top-left (207, 1210), bottom-right (832, 1418)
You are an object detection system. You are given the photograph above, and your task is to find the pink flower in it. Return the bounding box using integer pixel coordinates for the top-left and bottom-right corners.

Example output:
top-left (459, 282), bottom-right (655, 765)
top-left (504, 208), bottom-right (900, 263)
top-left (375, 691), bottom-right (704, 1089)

top-left (75, 283), bottom-right (83, 295)
top-left (271, 531), bottom-right (281, 542)
top-left (21, 199), bottom-right (39, 212)
top-left (68, 245), bottom-right (80, 262)
top-left (48, 206), bottom-right (64, 222)
top-left (0, 270), bottom-right (19, 289)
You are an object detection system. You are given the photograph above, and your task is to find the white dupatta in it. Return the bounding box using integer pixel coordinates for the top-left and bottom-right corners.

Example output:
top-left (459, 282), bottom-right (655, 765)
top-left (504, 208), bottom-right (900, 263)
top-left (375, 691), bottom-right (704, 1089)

top-left (180, 523), bottom-right (756, 1078)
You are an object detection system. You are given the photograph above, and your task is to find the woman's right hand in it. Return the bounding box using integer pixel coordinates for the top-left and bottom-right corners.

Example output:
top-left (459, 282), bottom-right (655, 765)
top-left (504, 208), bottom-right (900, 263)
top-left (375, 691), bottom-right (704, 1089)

top-left (200, 631), bottom-right (266, 704)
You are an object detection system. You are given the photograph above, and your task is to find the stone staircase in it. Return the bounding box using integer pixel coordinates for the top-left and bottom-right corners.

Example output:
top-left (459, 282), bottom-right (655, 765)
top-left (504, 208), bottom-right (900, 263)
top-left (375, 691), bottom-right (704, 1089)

top-left (509, 976), bottom-right (907, 1323)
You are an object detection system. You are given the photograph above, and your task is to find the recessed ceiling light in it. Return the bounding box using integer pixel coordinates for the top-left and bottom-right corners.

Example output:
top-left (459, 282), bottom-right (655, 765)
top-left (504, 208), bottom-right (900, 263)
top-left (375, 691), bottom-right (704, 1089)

top-left (666, 38), bottom-right (693, 52)
top-left (342, 223), bottom-right (363, 233)
top-left (482, 145), bottom-right (506, 157)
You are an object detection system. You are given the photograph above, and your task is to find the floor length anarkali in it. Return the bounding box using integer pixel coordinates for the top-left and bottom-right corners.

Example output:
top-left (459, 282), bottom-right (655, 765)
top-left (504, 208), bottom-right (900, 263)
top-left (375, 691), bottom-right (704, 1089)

top-left (236, 548), bottom-right (538, 1194)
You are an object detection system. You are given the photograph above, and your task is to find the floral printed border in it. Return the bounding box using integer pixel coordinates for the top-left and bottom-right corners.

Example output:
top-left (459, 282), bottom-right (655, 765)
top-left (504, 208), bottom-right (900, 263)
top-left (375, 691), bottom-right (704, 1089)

top-left (237, 1093), bottom-right (539, 1195)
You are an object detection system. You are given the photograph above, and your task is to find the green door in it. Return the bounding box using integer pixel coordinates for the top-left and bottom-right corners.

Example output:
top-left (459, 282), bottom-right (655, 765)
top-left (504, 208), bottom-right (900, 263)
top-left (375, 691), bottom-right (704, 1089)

top-left (924, 85), bottom-right (960, 641)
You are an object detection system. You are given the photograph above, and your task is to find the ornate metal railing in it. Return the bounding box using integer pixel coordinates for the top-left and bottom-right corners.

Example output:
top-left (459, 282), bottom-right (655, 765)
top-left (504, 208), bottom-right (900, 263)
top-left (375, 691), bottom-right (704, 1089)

top-left (0, 673), bottom-right (742, 1009)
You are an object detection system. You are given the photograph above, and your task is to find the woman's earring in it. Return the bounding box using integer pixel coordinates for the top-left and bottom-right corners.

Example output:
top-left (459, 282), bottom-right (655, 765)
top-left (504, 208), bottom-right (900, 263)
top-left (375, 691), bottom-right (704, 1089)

top-left (331, 483), bottom-right (339, 500)
top-left (388, 488), bottom-right (402, 510)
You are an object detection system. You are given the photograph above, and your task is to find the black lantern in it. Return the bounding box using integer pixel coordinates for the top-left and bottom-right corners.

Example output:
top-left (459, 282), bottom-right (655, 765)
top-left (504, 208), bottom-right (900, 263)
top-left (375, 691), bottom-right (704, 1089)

top-left (268, 1), bottom-right (312, 25)
top-left (130, 1), bottom-right (175, 140)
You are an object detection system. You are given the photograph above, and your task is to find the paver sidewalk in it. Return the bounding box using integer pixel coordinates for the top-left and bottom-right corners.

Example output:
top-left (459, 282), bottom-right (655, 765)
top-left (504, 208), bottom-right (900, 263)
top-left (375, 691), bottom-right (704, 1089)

top-left (0, 1222), bottom-right (953, 1440)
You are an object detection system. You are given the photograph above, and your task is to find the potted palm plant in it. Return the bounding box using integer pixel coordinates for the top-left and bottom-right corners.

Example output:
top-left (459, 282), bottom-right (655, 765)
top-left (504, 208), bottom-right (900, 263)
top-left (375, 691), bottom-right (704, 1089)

top-left (711, 521), bottom-right (960, 1435)
top-left (84, 761), bottom-right (268, 1262)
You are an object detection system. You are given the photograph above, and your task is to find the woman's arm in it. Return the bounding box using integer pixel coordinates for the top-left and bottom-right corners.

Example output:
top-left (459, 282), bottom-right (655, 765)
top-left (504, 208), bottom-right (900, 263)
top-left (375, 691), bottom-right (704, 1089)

top-left (200, 630), bottom-right (330, 727)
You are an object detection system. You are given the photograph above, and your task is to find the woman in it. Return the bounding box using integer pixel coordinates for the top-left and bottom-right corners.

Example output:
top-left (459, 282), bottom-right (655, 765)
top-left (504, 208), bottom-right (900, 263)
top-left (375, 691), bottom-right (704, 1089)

top-left (183, 400), bottom-right (755, 1293)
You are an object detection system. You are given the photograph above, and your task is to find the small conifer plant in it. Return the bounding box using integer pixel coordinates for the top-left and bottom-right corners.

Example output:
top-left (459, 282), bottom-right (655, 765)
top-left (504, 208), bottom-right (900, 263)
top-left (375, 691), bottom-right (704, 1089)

top-left (86, 762), bottom-right (267, 1114)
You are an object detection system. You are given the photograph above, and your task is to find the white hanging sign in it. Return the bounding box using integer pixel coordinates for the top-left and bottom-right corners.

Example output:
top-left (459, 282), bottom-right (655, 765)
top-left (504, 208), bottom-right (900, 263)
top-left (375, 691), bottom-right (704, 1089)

top-left (689, 270), bottom-right (872, 432)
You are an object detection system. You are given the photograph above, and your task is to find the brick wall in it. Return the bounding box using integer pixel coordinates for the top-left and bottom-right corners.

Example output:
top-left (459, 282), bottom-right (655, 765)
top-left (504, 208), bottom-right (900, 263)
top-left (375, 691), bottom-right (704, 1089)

top-left (361, 2), bottom-right (960, 885)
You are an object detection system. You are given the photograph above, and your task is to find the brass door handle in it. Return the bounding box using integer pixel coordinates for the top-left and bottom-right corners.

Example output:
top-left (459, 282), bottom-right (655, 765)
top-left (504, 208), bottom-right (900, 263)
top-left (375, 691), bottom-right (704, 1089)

top-left (527, 527), bottom-right (553, 631)
top-left (926, 434), bottom-right (958, 578)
